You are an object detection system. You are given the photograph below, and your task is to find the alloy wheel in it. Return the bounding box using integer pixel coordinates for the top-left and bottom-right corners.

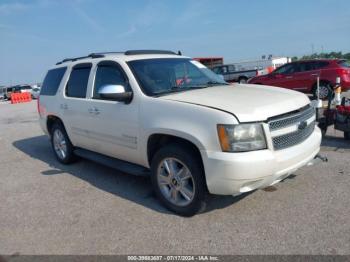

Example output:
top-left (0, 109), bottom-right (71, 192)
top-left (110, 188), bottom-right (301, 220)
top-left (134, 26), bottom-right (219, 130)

top-left (53, 129), bottom-right (67, 160)
top-left (157, 158), bottom-right (195, 207)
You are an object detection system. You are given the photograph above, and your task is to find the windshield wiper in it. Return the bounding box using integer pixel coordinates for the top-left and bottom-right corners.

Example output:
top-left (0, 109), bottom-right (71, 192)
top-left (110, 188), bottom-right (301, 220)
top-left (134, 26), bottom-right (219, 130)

top-left (153, 86), bottom-right (207, 96)
top-left (153, 87), bottom-right (189, 96)
top-left (153, 82), bottom-right (227, 97)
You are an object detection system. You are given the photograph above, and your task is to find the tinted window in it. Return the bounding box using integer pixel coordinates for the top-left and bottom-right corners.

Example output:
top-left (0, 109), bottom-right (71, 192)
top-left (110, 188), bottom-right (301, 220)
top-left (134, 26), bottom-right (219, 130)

top-left (315, 61), bottom-right (329, 69)
top-left (274, 64), bottom-right (296, 74)
top-left (228, 65), bottom-right (236, 72)
top-left (41, 67), bottom-right (67, 96)
top-left (66, 66), bottom-right (91, 98)
top-left (20, 85), bottom-right (32, 90)
top-left (297, 62), bottom-right (313, 72)
top-left (212, 67), bottom-right (222, 74)
top-left (93, 65), bottom-right (128, 99)
top-left (297, 61), bottom-right (329, 72)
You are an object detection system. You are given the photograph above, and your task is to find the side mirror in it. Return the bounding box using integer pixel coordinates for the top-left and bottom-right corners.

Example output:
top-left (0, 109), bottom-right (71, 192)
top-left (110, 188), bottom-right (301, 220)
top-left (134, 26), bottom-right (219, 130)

top-left (98, 84), bottom-right (132, 103)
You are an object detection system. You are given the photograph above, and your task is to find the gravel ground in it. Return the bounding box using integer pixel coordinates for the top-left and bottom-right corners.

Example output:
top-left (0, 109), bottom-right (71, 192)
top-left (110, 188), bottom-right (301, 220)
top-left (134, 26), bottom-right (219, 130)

top-left (0, 100), bottom-right (349, 255)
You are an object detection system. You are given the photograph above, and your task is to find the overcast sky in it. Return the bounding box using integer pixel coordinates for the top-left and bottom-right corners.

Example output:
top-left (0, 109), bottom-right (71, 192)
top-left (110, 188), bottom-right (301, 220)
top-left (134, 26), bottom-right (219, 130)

top-left (0, 0), bottom-right (349, 85)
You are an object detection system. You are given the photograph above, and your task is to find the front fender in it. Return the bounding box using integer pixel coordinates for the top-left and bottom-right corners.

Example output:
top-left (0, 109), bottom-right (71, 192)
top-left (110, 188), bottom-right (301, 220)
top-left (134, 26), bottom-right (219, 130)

top-left (138, 98), bottom-right (237, 167)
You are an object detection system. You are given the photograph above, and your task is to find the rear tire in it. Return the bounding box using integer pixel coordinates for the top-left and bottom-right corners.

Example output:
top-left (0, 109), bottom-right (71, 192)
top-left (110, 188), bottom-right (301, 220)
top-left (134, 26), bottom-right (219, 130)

top-left (150, 144), bottom-right (206, 216)
top-left (50, 122), bottom-right (76, 164)
top-left (312, 81), bottom-right (334, 100)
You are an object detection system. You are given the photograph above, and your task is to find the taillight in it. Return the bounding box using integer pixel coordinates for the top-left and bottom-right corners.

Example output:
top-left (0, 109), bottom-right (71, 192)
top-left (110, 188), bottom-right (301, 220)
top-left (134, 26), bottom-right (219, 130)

top-left (336, 68), bottom-right (348, 75)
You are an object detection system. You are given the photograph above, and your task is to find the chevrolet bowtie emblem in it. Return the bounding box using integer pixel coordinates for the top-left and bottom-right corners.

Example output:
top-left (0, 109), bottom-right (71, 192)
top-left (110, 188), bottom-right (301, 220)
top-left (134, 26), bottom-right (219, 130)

top-left (298, 121), bottom-right (307, 130)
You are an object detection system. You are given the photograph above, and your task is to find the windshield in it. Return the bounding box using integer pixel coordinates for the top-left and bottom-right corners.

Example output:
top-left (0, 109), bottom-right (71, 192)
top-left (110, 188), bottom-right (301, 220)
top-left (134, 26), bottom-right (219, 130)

top-left (128, 58), bottom-right (228, 96)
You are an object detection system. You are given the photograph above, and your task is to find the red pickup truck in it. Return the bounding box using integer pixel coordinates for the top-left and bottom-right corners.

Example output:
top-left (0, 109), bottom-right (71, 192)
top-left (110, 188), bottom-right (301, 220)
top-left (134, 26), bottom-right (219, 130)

top-left (248, 59), bottom-right (350, 99)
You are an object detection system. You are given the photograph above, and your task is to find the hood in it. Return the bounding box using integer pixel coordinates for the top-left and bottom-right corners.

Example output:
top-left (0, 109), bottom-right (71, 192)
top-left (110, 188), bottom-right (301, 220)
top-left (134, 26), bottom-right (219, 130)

top-left (161, 84), bottom-right (310, 122)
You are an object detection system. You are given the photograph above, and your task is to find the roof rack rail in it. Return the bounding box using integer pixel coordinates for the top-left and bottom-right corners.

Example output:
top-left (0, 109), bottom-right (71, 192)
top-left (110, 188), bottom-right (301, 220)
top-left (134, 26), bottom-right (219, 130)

top-left (56, 53), bottom-right (105, 65)
top-left (89, 52), bottom-right (124, 56)
top-left (55, 50), bottom-right (181, 65)
top-left (124, 50), bottom-right (178, 56)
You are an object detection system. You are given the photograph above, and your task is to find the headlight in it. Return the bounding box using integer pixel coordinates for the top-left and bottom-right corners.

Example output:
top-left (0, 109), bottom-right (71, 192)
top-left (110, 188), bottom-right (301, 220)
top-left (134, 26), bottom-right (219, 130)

top-left (217, 124), bottom-right (267, 152)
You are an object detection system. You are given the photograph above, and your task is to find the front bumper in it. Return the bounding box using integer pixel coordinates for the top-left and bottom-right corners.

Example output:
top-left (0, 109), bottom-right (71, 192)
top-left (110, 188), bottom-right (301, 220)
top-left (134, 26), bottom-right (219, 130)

top-left (201, 127), bottom-right (322, 195)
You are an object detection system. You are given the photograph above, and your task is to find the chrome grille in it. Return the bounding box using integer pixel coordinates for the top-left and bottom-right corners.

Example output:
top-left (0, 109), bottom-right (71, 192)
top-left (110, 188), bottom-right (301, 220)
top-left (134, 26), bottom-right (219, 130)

top-left (272, 121), bottom-right (315, 150)
top-left (268, 105), bottom-right (316, 150)
top-left (269, 105), bottom-right (315, 131)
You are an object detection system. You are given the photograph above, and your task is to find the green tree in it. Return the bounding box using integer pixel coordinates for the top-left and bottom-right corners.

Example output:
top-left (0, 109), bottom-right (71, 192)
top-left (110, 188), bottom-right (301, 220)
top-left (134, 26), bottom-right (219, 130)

top-left (297, 51), bottom-right (349, 61)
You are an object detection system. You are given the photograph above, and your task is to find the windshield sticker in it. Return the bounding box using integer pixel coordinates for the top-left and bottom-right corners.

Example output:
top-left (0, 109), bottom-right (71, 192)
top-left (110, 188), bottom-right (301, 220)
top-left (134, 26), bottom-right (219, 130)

top-left (190, 60), bottom-right (207, 69)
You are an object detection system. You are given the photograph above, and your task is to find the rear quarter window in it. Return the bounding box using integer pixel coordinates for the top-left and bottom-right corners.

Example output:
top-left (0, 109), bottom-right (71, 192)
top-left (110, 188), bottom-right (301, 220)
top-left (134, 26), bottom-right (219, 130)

top-left (314, 61), bottom-right (329, 69)
top-left (40, 67), bottom-right (67, 96)
top-left (338, 60), bottom-right (350, 68)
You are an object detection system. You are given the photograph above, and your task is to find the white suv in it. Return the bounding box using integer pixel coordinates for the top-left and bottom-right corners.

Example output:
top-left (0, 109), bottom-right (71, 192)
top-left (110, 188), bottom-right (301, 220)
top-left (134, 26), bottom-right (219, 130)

top-left (38, 50), bottom-right (322, 216)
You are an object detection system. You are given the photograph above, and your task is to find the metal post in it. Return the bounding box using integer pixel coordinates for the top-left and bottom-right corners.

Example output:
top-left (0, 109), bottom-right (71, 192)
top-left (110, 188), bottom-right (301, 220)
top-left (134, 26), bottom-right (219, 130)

top-left (317, 76), bottom-right (320, 99)
top-left (316, 76), bottom-right (320, 121)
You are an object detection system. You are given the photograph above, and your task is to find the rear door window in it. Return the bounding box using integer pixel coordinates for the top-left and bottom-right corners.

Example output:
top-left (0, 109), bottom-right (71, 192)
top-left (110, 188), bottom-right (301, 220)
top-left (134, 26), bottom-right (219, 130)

top-left (66, 64), bottom-right (92, 98)
top-left (314, 61), bottom-right (329, 69)
top-left (41, 67), bottom-right (67, 96)
top-left (297, 62), bottom-right (313, 72)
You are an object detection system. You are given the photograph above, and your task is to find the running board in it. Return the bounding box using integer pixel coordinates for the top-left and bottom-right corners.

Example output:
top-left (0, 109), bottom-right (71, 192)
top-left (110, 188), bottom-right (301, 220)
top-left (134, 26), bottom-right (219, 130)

top-left (74, 148), bottom-right (150, 176)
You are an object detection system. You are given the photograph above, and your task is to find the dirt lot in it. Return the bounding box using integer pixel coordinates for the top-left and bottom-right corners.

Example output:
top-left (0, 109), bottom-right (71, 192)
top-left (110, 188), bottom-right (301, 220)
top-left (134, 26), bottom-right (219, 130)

top-left (0, 100), bottom-right (349, 255)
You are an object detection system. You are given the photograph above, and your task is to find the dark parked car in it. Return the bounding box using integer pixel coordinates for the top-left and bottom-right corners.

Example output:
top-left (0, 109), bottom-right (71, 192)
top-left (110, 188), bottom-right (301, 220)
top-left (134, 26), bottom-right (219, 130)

top-left (4, 85), bottom-right (32, 100)
top-left (248, 59), bottom-right (350, 99)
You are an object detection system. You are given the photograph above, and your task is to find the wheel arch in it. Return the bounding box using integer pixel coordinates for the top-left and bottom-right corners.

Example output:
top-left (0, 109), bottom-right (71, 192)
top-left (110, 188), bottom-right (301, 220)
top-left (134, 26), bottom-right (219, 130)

top-left (311, 79), bottom-right (334, 98)
top-left (147, 133), bottom-right (208, 191)
top-left (147, 133), bottom-right (204, 168)
top-left (46, 115), bottom-right (66, 135)
top-left (312, 79), bottom-right (333, 90)
top-left (238, 75), bottom-right (248, 80)
top-left (238, 75), bottom-right (249, 82)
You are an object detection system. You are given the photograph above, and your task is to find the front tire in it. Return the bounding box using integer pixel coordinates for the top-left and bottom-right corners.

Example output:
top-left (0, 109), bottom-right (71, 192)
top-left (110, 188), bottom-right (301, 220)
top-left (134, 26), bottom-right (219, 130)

top-left (150, 144), bottom-right (206, 216)
top-left (238, 77), bottom-right (248, 84)
top-left (50, 122), bottom-right (76, 164)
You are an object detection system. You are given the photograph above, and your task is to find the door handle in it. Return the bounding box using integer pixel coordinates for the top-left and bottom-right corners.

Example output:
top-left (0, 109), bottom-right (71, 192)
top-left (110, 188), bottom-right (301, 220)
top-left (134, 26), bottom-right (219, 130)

top-left (88, 107), bottom-right (100, 115)
top-left (286, 76), bottom-right (293, 79)
top-left (94, 108), bottom-right (100, 115)
top-left (311, 74), bottom-right (319, 76)
top-left (60, 103), bottom-right (68, 110)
